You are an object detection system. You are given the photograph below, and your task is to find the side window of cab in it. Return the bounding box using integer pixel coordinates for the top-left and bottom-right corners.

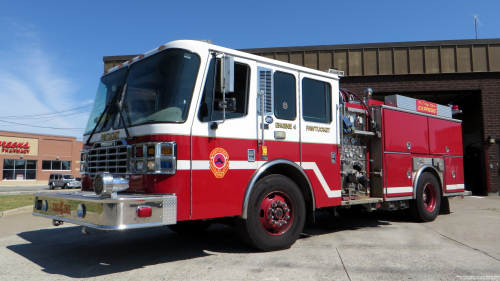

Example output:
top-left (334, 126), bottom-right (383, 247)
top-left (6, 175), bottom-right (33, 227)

top-left (198, 58), bottom-right (250, 122)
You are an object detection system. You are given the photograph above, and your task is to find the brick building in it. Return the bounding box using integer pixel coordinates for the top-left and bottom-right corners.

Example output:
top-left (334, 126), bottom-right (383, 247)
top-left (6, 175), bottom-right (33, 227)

top-left (103, 38), bottom-right (500, 195)
top-left (0, 131), bottom-right (83, 186)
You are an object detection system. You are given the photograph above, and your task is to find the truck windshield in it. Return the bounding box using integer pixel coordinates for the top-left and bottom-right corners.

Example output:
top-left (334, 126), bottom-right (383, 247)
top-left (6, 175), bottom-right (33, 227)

top-left (84, 68), bottom-right (127, 135)
top-left (116, 49), bottom-right (200, 128)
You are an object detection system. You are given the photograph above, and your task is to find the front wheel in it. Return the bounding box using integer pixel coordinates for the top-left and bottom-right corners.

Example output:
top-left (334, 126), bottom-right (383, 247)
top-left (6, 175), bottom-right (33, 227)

top-left (409, 172), bottom-right (441, 222)
top-left (49, 183), bottom-right (55, 190)
top-left (63, 184), bottom-right (67, 189)
top-left (236, 174), bottom-right (306, 251)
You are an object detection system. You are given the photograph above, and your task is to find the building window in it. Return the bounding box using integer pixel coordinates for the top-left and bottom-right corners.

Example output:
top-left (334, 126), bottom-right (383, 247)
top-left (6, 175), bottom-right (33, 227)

top-left (42, 160), bottom-right (71, 171)
top-left (3, 159), bottom-right (37, 180)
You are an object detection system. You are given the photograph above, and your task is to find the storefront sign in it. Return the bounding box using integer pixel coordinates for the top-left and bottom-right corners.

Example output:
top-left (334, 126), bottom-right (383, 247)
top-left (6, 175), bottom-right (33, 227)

top-left (0, 136), bottom-right (38, 155)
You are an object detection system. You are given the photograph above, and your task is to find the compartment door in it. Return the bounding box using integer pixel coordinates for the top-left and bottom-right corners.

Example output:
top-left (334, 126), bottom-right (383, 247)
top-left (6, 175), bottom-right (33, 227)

top-left (445, 157), bottom-right (465, 193)
top-left (383, 109), bottom-right (429, 154)
top-left (385, 153), bottom-right (413, 198)
top-left (429, 118), bottom-right (463, 156)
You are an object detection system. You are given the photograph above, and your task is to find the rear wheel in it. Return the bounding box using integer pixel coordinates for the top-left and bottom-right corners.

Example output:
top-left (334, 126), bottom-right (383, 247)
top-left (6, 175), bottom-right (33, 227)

top-left (50, 183), bottom-right (55, 190)
top-left (168, 220), bottom-right (212, 235)
top-left (63, 184), bottom-right (67, 189)
top-left (236, 174), bottom-right (306, 251)
top-left (409, 172), bottom-right (441, 222)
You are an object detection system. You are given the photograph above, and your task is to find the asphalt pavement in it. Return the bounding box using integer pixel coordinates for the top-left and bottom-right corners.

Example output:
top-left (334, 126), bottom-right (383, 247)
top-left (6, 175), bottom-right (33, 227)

top-left (0, 196), bottom-right (499, 280)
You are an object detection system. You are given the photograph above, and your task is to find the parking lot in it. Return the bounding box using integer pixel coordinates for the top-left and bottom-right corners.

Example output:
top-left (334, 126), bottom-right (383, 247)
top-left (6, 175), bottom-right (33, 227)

top-left (0, 195), bottom-right (499, 280)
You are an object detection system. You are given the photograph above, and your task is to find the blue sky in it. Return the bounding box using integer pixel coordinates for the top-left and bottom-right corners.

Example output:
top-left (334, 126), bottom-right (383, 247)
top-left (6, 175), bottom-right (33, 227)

top-left (0, 0), bottom-right (498, 140)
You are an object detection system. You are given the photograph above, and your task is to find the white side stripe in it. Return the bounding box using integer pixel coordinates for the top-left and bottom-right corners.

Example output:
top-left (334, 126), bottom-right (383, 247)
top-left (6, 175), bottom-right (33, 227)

top-left (386, 187), bottom-right (413, 194)
top-left (300, 162), bottom-right (341, 198)
top-left (446, 184), bottom-right (464, 190)
top-left (177, 160), bottom-right (341, 198)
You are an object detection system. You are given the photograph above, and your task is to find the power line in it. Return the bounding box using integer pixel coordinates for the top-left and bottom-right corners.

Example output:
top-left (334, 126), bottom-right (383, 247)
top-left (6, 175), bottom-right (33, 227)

top-left (0, 104), bottom-right (93, 120)
top-left (0, 119), bottom-right (85, 130)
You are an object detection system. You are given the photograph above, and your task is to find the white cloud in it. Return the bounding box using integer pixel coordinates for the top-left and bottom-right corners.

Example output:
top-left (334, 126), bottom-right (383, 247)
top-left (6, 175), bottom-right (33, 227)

top-left (0, 19), bottom-right (91, 139)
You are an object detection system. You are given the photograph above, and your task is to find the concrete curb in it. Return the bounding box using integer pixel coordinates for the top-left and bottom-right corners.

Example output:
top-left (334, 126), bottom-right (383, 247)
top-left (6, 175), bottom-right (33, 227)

top-left (0, 189), bottom-right (80, 196)
top-left (0, 205), bottom-right (33, 218)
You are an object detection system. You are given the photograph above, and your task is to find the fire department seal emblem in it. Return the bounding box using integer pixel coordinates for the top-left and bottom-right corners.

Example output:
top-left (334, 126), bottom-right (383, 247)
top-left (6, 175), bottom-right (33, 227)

top-left (282, 102), bottom-right (288, 109)
top-left (210, 148), bottom-right (229, 178)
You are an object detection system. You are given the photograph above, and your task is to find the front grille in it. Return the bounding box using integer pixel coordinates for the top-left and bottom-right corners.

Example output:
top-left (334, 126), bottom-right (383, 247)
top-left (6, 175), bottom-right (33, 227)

top-left (87, 145), bottom-right (129, 177)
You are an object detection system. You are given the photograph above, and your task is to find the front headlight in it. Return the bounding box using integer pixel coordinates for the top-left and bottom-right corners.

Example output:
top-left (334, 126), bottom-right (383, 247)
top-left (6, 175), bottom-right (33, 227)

top-left (136, 161), bottom-right (144, 172)
top-left (147, 160), bottom-right (155, 172)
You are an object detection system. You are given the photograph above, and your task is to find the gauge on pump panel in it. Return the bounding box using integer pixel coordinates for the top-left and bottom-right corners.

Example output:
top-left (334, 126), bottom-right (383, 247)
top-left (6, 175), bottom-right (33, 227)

top-left (343, 137), bottom-right (349, 145)
top-left (350, 138), bottom-right (356, 145)
top-left (348, 115), bottom-right (355, 123)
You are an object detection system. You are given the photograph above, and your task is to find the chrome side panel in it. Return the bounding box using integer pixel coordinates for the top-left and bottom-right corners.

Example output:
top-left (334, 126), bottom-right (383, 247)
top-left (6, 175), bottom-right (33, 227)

top-left (241, 159), bottom-right (315, 219)
top-left (33, 192), bottom-right (176, 230)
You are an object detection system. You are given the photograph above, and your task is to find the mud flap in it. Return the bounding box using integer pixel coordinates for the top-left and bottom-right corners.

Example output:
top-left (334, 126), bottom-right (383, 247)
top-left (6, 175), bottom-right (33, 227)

top-left (439, 196), bottom-right (450, 215)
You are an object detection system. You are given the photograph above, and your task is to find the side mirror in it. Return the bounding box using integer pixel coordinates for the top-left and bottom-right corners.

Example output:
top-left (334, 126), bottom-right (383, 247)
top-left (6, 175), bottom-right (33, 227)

top-left (216, 98), bottom-right (237, 113)
top-left (220, 55), bottom-right (234, 93)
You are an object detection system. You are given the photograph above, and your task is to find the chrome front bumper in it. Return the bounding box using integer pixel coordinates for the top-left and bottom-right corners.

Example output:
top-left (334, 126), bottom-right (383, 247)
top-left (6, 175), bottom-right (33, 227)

top-left (32, 191), bottom-right (176, 230)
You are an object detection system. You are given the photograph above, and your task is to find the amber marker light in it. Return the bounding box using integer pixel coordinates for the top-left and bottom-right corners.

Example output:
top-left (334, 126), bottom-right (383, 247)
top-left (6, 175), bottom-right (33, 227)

top-left (128, 59), bottom-right (133, 64)
top-left (147, 146), bottom-right (155, 156)
top-left (138, 55), bottom-right (144, 59)
top-left (161, 147), bottom-right (172, 155)
top-left (158, 45), bottom-right (165, 51)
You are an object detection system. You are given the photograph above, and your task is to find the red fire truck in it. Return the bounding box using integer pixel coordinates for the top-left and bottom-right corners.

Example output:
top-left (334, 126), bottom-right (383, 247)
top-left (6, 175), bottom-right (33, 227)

top-left (33, 40), bottom-right (469, 251)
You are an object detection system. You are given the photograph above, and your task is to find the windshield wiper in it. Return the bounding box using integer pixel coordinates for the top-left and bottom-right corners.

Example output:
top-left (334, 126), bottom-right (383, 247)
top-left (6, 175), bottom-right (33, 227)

top-left (85, 86), bottom-right (121, 146)
top-left (117, 84), bottom-right (134, 141)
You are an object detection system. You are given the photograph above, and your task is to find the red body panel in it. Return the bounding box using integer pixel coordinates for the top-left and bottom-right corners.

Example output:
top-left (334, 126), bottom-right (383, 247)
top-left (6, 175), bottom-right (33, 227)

top-left (191, 136), bottom-right (258, 220)
top-left (381, 107), bottom-right (464, 200)
top-left (302, 143), bottom-right (341, 207)
top-left (385, 153), bottom-right (413, 197)
top-left (383, 109), bottom-right (429, 154)
top-left (428, 118), bottom-right (463, 156)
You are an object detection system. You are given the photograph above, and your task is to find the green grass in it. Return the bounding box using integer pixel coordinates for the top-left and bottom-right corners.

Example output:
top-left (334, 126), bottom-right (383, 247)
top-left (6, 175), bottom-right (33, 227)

top-left (0, 195), bottom-right (34, 212)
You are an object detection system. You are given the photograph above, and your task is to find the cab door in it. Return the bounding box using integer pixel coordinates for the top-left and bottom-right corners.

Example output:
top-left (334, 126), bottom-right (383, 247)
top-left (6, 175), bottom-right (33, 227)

top-left (299, 72), bottom-right (341, 207)
top-left (255, 65), bottom-right (300, 163)
top-left (190, 55), bottom-right (257, 220)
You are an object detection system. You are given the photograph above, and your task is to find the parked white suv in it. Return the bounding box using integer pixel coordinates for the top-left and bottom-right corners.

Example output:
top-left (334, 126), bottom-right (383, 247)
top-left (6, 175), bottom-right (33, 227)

top-left (48, 173), bottom-right (81, 189)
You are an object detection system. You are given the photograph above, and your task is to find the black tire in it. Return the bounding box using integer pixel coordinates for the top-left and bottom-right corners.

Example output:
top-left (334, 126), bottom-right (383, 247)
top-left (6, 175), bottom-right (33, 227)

top-left (409, 172), bottom-right (441, 222)
top-left (236, 174), bottom-right (306, 251)
top-left (168, 220), bottom-right (212, 235)
top-left (63, 184), bottom-right (67, 189)
top-left (49, 183), bottom-right (55, 190)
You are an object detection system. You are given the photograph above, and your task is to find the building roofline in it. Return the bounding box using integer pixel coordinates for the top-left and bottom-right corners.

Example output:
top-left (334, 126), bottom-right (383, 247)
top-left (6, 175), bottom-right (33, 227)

top-left (103, 38), bottom-right (500, 62)
top-left (103, 55), bottom-right (140, 62)
top-left (238, 38), bottom-right (500, 53)
top-left (0, 130), bottom-right (81, 141)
